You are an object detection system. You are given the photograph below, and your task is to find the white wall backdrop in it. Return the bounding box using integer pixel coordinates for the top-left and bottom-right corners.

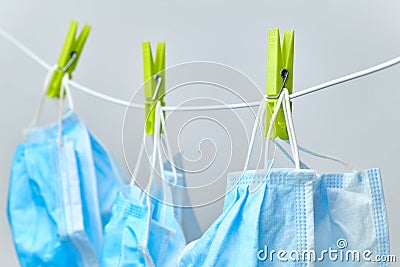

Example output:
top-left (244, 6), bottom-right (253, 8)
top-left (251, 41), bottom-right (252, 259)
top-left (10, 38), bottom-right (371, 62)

top-left (0, 1), bottom-right (399, 265)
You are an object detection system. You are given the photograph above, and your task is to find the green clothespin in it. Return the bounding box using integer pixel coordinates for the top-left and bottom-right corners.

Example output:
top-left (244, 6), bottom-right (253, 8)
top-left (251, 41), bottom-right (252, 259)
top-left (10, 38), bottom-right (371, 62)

top-left (46, 20), bottom-right (91, 98)
top-left (265, 28), bottom-right (294, 140)
top-left (143, 42), bottom-right (166, 135)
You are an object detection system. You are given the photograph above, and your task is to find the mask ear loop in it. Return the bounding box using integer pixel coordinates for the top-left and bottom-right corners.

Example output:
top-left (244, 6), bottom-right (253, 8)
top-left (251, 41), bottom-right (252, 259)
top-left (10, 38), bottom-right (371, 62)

top-left (157, 107), bottom-right (182, 225)
top-left (130, 101), bottom-right (178, 211)
top-left (154, 104), bottom-right (170, 225)
top-left (236, 96), bottom-right (276, 192)
top-left (159, 109), bottom-right (179, 185)
top-left (131, 111), bottom-right (168, 187)
top-left (272, 89), bottom-right (355, 171)
top-left (279, 140), bottom-right (356, 171)
top-left (28, 65), bottom-right (74, 131)
top-left (248, 89), bottom-right (300, 193)
top-left (151, 102), bottom-right (174, 226)
top-left (56, 74), bottom-right (75, 146)
top-left (263, 89), bottom-right (300, 169)
top-left (130, 132), bottom-right (146, 186)
top-left (242, 96), bottom-right (268, 172)
top-left (133, 104), bottom-right (177, 224)
top-left (140, 101), bottom-right (162, 206)
top-left (28, 65), bottom-right (57, 129)
top-left (62, 74), bottom-right (75, 111)
top-left (273, 140), bottom-right (310, 169)
top-left (246, 93), bottom-right (284, 192)
top-left (264, 90), bottom-right (299, 167)
top-left (281, 89), bottom-right (300, 169)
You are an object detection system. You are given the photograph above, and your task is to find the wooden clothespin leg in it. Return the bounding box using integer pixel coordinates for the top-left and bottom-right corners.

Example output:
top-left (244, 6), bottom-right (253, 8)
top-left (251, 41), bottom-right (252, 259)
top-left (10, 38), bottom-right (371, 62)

top-left (46, 20), bottom-right (91, 98)
top-left (143, 42), bottom-right (166, 135)
top-left (265, 28), bottom-right (294, 140)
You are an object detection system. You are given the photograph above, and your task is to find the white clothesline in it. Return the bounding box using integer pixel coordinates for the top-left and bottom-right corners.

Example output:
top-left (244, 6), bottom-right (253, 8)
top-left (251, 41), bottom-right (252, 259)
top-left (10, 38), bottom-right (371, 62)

top-left (1, 27), bottom-right (400, 112)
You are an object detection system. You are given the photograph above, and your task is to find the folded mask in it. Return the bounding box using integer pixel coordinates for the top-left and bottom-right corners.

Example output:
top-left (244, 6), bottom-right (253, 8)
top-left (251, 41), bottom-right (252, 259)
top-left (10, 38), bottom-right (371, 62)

top-left (8, 111), bottom-right (126, 267)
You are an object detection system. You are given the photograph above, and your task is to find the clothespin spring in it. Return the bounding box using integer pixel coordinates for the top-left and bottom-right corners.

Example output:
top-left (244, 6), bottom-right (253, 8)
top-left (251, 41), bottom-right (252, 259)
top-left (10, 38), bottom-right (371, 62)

top-left (59, 52), bottom-right (78, 73)
top-left (151, 75), bottom-right (163, 101)
top-left (266, 68), bottom-right (289, 99)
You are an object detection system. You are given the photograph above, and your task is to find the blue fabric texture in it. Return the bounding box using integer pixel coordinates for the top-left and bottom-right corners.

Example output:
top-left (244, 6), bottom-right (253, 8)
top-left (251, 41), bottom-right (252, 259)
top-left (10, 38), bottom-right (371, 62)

top-left (8, 111), bottom-right (126, 267)
top-left (101, 182), bottom-right (186, 267)
top-left (314, 169), bottom-right (390, 266)
top-left (100, 186), bottom-right (154, 267)
top-left (269, 144), bottom-right (390, 266)
top-left (179, 168), bottom-right (315, 267)
top-left (149, 180), bottom-right (186, 266)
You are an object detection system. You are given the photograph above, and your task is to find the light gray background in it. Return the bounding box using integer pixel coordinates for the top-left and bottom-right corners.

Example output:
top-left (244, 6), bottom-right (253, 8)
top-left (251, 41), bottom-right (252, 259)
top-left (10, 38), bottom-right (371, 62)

top-left (1, 1), bottom-right (399, 265)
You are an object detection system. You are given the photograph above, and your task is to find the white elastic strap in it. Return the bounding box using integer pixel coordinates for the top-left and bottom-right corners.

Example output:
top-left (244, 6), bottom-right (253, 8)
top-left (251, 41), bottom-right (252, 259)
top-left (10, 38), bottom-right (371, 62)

top-left (141, 102), bottom-right (162, 206)
top-left (240, 96), bottom-right (278, 193)
top-left (29, 66), bottom-right (75, 129)
top-left (133, 103), bottom-right (177, 222)
top-left (264, 90), bottom-right (300, 169)
top-left (242, 96), bottom-right (267, 172)
top-left (159, 110), bottom-right (179, 185)
top-left (156, 120), bottom-right (168, 225)
top-left (130, 136), bottom-right (146, 186)
top-left (240, 91), bottom-right (302, 193)
top-left (63, 74), bottom-right (75, 110)
top-left (29, 66), bottom-right (75, 146)
top-left (249, 89), bottom-right (300, 193)
top-left (131, 104), bottom-right (179, 187)
top-left (147, 103), bottom-right (162, 193)
top-left (248, 91), bottom-right (300, 193)
top-left (280, 140), bottom-right (356, 171)
top-left (57, 74), bottom-right (76, 146)
top-left (272, 140), bottom-right (308, 168)
top-left (281, 89), bottom-right (300, 169)
top-left (267, 91), bottom-right (298, 167)
top-left (153, 103), bottom-right (171, 225)
top-left (148, 103), bottom-right (171, 224)
top-left (29, 65), bottom-right (58, 128)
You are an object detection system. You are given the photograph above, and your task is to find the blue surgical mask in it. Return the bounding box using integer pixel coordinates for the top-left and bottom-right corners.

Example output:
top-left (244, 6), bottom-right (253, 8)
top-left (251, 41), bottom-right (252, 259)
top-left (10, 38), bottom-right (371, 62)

top-left (163, 154), bottom-right (202, 243)
top-left (179, 91), bottom-right (316, 266)
top-left (100, 185), bottom-right (155, 267)
top-left (101, 181), bottom-right (187, 267)
top-left (179, 168), bottom-right (315, 267)
top-left (267, 138), bottom-right (391, 265)
top-left (8, 76), bottom-right (126, 267)
top-left (101, 101), bottom-right (186, 267)
top-left (314, 170), bottom-right (390, 266)
top-left (149, 179), bottom-right (187, 266)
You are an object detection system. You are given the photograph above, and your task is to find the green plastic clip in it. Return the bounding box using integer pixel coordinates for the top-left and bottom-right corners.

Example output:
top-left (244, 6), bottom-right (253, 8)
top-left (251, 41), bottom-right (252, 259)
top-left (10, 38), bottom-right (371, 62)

top-left (143, 42), bottom-right (165, 135)
top-left (265, 28), bottom-right (294, 140)
top-left (46, 20), bottom-right (91, 98)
